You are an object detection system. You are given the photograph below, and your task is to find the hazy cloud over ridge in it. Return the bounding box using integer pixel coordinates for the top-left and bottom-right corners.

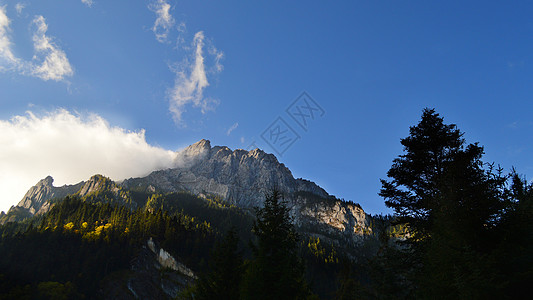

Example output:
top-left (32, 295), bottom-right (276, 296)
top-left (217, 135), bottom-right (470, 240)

top-left (0, 109), bottom-right (177, 213)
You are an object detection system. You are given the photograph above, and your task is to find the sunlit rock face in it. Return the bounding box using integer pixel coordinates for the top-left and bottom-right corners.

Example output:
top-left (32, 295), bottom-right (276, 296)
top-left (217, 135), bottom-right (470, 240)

top-left (147, 237), bottom-right (196, 279)
top-left (17, 176), bottom-right (83, 215)
top-left (292, 195), bottom-right (372, 246)
top-left (123, 139), bottom-right (330, 208)
top-left (7, 174), bottom-right (131, 220)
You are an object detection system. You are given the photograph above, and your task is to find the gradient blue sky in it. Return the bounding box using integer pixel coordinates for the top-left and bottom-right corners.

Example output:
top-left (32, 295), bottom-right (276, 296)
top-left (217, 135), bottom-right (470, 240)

top-left (1, 0), bottom-right (533, 215)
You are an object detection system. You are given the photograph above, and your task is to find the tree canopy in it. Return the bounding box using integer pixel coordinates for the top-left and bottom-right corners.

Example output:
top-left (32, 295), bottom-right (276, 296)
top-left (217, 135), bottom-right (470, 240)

top-left (377, 108), bottom-right (530, 299)
top-left (242, 190), bottom-right (309, 300)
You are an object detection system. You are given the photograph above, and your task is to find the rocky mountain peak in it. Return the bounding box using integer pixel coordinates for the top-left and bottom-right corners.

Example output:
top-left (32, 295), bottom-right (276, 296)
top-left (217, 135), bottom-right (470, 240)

top-left (192, 138), bottom-right (211, 149)
top-left (174, 139), bottom-right (212, 168)
top-left (77, 174), bottom-right (117, 197)
top-left (16, 176), bottom-right (84, 215)
top-left (123, 139), bottom-right (326, 208)
top-left (39, 175), bottom-right (54, 187)
top-left (183, 139), bottom-right (211, 155)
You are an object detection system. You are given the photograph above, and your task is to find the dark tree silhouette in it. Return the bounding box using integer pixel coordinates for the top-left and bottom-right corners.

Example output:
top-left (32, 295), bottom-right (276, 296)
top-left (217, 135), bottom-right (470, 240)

top-left (195, 228), bottom-right (243, 300)
top-left (380, 108), bottom-right (464, 241)
top-left (378, 108), bottom-right (508, 298)
top-left (242, 190), bottom-right (309, 300)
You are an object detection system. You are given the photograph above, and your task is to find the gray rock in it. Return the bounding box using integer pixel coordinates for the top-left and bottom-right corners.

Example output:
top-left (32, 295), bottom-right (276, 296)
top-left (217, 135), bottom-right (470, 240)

top-left (123, 139), bottom-right (330, 208)
top-left (17, 176), bottom-right (84, 215)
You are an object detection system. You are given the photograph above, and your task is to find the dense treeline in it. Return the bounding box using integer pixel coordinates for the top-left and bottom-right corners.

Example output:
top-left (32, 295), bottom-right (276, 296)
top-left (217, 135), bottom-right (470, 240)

top-left (0, 190), bottom-right (353, 299)
top-left (0, 196), bottom-right (216, 299)
top-left (144, 192), bottom-right (255, 250)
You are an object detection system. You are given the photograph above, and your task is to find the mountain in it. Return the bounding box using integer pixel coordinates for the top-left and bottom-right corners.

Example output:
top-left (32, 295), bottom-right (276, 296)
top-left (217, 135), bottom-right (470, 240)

top-left (0, 176), bottom-right (84, 224)
top-left (122, 140), bottom-right (371, 244)
top-left (17, 176), bottom-right (84, 215)
top-left (1, 139), bottom-right (373, 246)
top-left (0, 174), bottom-right (135, 225)
top-left (123, 139), bottom-right (330, 208)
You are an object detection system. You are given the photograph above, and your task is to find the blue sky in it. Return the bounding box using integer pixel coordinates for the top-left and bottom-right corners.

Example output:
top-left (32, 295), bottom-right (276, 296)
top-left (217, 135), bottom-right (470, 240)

top-left (1, 0), bottom-right (533, 215)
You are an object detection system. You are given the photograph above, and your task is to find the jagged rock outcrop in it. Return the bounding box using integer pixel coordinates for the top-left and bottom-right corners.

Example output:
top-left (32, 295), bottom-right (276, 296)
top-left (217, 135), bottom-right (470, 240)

top-left (147, 237), bottom-right (196, 279)
top-left (1, 174), bottom-right (133, 224)
top-left (15, 176), bottom-right (84, 215)
top-left (123, 139), bottom-right (330, 208)
top-left (101, 238), bottom-right (195, 299)
top-left (76, 174), bottom-right (136, 208)
top-left (292, 193), bottom-right (371, 246)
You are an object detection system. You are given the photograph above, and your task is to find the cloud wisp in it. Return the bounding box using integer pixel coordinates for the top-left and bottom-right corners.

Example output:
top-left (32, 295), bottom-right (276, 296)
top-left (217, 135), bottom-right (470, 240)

top-left (226, 122), bottom-right (239, 136)
top-left (81, 0), bottom-right (94, 8)
top-left (0, 6), bottom-right (20, 70)
top-left (15, 3), bottom-right (25, 15)
top-left (0, 109), bottom-right (177, 213)
top-left (0, 9), bottom-right (73, 82)
top-left (168, 31), bottom-right (223, 126)
top-left (30, 16), bottom-right (74, 81)
top-left (149, 0), bottom-right (174, 43)
top-left (146, 1), bottom-right (224, 126)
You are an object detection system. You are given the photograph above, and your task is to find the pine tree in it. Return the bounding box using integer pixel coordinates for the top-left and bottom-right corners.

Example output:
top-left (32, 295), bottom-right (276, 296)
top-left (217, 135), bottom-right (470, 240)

top-left (242, 190), bottom-right (308, 300)
top-left (493, 172), bottom-right (533, 298)
top-left (379, 108), bottom-right (507, 298)
top-left (380, 108), bottom-right (464, 241)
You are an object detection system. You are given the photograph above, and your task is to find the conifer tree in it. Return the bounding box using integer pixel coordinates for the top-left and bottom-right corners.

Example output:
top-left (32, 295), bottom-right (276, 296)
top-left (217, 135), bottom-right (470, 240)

top-left (242, 190), bottom-right (308, 300)
top-left (379, 108), bottom-right (507, 298)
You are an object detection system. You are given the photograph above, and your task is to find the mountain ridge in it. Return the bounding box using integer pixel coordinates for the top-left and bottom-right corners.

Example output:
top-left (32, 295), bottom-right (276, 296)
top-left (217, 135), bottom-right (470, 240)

top-left (1, 139), bottom-right (372, 246)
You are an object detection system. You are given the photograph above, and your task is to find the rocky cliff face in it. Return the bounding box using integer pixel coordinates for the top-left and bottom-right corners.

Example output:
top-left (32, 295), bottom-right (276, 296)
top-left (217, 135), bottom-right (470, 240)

top-left (100, 238), bottom-right (195, 299)
top-left (122, 139), bottom-right (330, 208)
top-left (292, 193), bottom-right (371, 246)
top-left (76, 174), bottom-right (136, 208)
top-left (16, 176), bottom-right (84, 215)
top-left (1, 174), bottom-right (132, 224)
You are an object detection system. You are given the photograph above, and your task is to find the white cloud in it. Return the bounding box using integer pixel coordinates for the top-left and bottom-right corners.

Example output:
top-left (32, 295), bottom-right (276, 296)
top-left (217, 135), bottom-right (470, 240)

top-left (0, 10), bottom-right (73, 82)
top-left (81, 0), bottom-right (94, 8)
top-left (0, 109), bottom-right (177, 213)
top-left (226, 122), bottom-right (239, 136)
top-left (0, 6), bottom-right (19, 70)
top-left (149, 0), bottom-right (174, 43)
top-left (168, 31), bottom-right (223, 126)
top-left (175, 21), bottom-right (186, 48)
top-left (30, 15), bottom-right (74, 81)
top-left (15, 3), bottom-right (25, 15)
top-left (210, 45), bottom-right (224, 73)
